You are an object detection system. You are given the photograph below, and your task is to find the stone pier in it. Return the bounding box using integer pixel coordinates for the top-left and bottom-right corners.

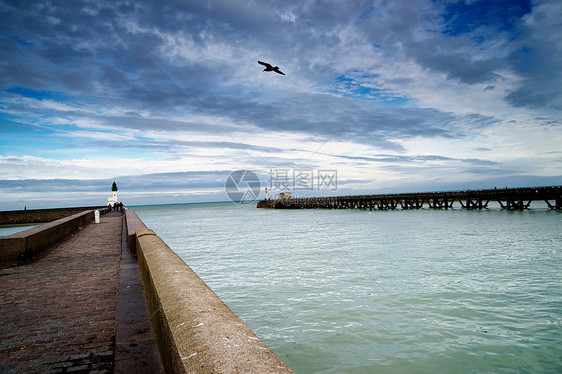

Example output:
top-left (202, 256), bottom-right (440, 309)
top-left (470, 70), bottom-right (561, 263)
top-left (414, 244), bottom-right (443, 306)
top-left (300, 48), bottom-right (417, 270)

top-left (1, 208), bottom-right (294, 373)
top-left (0, 211), bottom-right (163, 373)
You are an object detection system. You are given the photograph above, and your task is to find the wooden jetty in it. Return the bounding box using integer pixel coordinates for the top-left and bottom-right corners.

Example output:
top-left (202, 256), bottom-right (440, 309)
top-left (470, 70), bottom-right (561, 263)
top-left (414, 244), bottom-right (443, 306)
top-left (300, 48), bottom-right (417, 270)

top-left (257, 186), bottom-right (562, 211)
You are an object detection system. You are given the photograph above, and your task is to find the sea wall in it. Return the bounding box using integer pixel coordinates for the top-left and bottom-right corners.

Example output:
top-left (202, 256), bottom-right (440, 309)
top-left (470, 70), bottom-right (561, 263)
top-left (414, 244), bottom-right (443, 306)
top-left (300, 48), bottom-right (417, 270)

top-left (125, 209), bottom-right (146, 254)
top-left (127, 211), bottom-right (293, 373)
top-left (0, 206), bottom-right (108, 225)
top-left (0, 210), bottom-right (96, 267)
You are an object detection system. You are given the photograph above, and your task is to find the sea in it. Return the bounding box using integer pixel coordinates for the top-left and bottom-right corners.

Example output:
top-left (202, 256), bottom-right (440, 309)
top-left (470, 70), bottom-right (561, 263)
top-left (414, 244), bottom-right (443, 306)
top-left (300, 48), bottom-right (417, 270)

top-left (0, 223), bottom-right (40, 236)
top-left (133, 202), bottom-right (562, 374)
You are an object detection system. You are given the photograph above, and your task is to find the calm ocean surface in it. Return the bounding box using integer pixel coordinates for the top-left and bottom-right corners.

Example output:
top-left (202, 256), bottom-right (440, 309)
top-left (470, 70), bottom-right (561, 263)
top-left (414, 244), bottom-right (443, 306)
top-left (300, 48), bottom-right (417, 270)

top-left (134, 202), bottom-right (562, 373)
top-left (0, 223), bottom-right (40, 236)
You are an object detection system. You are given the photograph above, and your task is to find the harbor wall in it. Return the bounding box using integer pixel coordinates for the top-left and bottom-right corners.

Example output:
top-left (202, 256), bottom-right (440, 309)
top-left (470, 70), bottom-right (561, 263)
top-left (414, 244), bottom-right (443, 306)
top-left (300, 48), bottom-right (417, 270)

top-left (0, 210), bottom-right (98, 267)
top-left (125, 209), bottom-right (146, 254)
top-left (0, 206), bottom-right (109, 225)
top-left (126, 210), bottom-right (293, 373)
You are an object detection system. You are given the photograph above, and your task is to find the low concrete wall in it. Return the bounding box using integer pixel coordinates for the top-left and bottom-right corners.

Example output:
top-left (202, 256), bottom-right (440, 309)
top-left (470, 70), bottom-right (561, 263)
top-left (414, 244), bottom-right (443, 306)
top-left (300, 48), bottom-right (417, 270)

top-left (130, 213), bottom-right (293, 373)
top-left (124, 209), bottom-right (147, 253)
top-left (0, 206), bottom-right (108, 225)
top-left (0, 210), bottom-right (98, 267)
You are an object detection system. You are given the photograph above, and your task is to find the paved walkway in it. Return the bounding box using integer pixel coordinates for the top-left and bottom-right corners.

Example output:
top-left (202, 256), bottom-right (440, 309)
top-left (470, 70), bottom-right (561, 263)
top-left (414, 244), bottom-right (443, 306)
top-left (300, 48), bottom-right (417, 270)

top-left (0, 212), bottom-right (163, 373)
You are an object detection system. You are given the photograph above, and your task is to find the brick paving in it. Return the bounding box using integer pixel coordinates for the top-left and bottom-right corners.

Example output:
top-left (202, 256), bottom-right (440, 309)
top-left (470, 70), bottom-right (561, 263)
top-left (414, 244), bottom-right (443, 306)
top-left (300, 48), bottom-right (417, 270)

top-left (0, 211), bottom-right (161, 373)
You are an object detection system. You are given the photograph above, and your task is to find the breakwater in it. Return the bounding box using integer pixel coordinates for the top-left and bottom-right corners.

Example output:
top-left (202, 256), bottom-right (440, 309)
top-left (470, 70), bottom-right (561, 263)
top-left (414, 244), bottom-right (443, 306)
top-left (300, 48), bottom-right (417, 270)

top-left (126, 209), bottom-right (294, 373)
top-left (0, 208), bottom-right (110, 267)
top-left (0, 206), bottom-right (109, 225)
top-left (257, 186), bottom-right (562, 210)
top-left (1, 206), bottom-right (293, 372)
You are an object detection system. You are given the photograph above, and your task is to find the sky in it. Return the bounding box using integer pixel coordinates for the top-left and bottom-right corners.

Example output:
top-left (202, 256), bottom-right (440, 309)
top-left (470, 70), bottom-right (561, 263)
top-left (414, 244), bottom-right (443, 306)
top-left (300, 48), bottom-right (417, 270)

top-left (1, 0), bottom-right (561, 209)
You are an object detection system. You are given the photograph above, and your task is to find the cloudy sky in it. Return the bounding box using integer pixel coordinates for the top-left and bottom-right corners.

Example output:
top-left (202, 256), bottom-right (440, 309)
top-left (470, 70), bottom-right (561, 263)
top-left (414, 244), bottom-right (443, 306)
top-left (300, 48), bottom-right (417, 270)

top-left (1, 0), bottom-right (561, 209)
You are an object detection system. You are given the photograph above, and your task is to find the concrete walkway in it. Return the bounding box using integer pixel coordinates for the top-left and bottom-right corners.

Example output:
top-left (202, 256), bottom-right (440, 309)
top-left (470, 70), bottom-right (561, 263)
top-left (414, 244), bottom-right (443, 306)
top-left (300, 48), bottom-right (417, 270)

top-left (0, 212), bottom-right (163, 373)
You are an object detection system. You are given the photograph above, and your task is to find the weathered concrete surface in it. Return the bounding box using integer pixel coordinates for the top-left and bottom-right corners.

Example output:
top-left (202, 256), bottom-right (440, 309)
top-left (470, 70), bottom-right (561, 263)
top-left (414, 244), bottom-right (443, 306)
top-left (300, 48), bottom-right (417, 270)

top-left (0, 210), bottom-right (95, 268)
top-left (125, 209), bottom-right (147, 254)
top-left (0, 206), bottom-right (108, 225)
top-left (136, 227), bottom-right (294, 374)
top-left (0, 212), bottom-right (123, 373)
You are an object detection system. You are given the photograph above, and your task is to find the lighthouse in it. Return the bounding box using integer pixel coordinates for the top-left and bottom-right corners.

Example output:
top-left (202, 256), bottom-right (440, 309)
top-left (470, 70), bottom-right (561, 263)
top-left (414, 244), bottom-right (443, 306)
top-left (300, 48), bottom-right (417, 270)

top-left (107, 181), bottom-right (118, 207)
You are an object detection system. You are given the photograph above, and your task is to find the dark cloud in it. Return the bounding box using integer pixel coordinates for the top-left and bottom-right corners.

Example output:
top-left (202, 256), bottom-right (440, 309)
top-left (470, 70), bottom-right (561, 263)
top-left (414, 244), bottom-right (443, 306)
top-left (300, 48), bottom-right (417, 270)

top-left (503, 0), bottom-right (562, 110)
top-left (441, 0), bottom-right (532, 36)
top-left (0, 170), bottom-right (230, 193)
top-left (100, 64), bottom-right (128, 88)
top-left (204, 92), bottom-right (500, 148)
top-left (0, 0), bottom-right (560, 206)
top-left (86, 138), bottom-right (288, 154)
top-left (326, 152), bottom-right (499, 166)
top-left (0, 0), bottom-right (557, 108)
top-left (407, 42), bottom-right (500, 84)
top-left (0, 178), bottom-right (109, 192)
top-left (0, 0), bottom-right (542, 120)
top-left (355, 1), bottom-right (503, 84)
top-left (504, 77), bottom-right (562, 110)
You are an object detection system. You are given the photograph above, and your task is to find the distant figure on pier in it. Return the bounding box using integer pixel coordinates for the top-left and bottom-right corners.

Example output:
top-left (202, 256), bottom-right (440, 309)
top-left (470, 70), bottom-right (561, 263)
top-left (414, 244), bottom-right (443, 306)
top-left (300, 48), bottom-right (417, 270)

top-left (258, 61), bottom-right (286, 75)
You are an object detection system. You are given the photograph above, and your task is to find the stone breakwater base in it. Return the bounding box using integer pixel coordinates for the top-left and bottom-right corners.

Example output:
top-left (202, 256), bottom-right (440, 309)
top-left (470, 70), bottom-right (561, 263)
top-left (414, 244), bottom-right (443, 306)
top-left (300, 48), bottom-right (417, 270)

top-left (129, 209), bottom-right (294, 373)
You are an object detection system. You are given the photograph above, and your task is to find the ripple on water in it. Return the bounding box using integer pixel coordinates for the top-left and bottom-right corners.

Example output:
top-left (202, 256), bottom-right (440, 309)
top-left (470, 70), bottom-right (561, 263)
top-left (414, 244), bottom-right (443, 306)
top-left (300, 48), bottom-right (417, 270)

top-left (135, 204), bottom-right (562, 373)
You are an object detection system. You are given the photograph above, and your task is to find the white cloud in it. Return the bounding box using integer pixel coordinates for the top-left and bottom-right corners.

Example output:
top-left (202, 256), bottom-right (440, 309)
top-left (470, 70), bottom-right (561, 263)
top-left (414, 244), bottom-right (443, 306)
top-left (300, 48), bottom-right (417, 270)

top-left (0, 0), bottom-right (560, 207)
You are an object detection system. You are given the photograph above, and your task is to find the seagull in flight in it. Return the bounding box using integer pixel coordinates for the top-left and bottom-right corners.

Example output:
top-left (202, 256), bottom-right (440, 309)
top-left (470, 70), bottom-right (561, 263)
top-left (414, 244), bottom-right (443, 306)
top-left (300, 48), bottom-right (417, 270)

top-left (258, 61), bottom-right (285, 75)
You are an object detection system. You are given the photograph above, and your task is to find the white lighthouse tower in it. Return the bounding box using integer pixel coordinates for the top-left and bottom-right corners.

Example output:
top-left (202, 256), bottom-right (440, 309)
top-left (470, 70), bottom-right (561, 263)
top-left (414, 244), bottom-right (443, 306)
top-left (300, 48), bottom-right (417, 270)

top-left (107, 181), bottom-right (118, 207)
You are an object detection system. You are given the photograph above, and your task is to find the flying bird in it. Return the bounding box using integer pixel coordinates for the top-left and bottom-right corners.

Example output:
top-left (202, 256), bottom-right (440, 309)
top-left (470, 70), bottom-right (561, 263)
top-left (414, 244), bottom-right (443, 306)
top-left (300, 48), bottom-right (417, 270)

top-left (258, 61), bottom-right (285, 75)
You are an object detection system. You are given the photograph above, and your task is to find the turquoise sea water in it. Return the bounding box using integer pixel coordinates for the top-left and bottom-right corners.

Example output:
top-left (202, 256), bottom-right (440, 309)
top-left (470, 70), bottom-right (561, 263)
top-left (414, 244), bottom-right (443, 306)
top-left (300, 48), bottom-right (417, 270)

top-left (134, 203), bottom-right (562, 373)
top-left (0, 223), bottom-right (40, 236)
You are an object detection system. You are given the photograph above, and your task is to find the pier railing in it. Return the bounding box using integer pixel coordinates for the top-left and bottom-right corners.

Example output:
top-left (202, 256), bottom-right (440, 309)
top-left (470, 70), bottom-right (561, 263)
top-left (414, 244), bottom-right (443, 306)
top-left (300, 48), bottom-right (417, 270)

top-left (257, 186), bottom-right (562, 210)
